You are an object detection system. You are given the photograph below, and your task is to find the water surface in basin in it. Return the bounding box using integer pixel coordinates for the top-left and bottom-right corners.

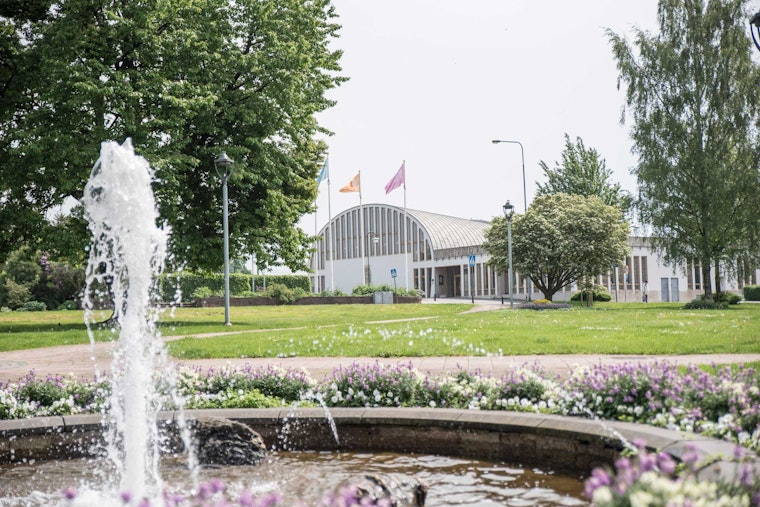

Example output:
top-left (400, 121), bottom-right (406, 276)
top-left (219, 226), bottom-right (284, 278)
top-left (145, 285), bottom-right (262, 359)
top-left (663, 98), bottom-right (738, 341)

top-left (0, 451), bottom-right (587, 506)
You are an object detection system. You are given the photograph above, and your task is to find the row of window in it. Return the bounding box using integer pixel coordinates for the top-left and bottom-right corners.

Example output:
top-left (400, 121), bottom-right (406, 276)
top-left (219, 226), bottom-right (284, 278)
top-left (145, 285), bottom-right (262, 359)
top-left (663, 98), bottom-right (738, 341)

top-left (312, 206), bottom-right (433, 270)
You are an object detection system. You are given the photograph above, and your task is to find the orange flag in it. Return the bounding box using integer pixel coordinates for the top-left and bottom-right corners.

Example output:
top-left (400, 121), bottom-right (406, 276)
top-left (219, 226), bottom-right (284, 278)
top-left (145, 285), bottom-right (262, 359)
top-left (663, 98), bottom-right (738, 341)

top-left (339, 173), bottom-right (361, 193)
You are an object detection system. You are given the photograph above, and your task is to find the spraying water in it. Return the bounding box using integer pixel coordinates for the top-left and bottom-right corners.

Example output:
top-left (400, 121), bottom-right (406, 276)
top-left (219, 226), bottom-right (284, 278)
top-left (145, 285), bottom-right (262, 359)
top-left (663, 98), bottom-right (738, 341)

top-left (82, 139), bottom-right (178, 500)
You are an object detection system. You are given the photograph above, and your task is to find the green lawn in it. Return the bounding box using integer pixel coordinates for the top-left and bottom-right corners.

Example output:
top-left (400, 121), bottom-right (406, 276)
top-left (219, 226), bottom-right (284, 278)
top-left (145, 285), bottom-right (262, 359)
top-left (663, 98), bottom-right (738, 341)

top-left (2, 302), bottom-right (756, 358)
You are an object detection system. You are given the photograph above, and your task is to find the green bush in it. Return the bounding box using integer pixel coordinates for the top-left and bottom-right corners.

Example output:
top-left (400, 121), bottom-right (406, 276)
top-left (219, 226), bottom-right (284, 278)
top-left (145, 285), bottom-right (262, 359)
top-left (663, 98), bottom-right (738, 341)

top-left (723, 293), bottom-right (742, 305)
top-left (56, 300), bottom-right (78, 310)
top-left (17, 301), bottom-right (47, 312)
top-left (2, 278), bottom-right (31, 310)
top-left (264, 283), bottom-right (305, 304)
top-left (743, 285), bottom-right (760, 301)
top-left (159, 272), bottom-right (310, 302)
top-left (684, 299), bottom-right (728, 310)
top-left (320, 289), bottom-right (347, 297)
top-left (570, 286), bottom-right (612, 302)
top-left (352, 284), bottom-right (394, 296)
top-left (190, 286), bottom-right (216, 300)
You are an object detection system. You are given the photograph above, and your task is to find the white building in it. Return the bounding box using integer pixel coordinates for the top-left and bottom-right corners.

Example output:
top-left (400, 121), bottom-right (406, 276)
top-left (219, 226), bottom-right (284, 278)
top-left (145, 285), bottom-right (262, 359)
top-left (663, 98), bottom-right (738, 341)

top-left (309, 204), bottom-right (758, 302)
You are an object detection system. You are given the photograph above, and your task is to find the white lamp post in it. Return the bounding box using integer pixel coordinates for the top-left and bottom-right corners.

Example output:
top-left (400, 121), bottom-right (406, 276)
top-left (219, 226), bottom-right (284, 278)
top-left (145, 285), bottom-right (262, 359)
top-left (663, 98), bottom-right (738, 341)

top-left (493, 139), bottom-right (531, 300)
top-left (214, 152), bottom-right (234, 326)
top-left (503, 200), bottom-right (515, 309)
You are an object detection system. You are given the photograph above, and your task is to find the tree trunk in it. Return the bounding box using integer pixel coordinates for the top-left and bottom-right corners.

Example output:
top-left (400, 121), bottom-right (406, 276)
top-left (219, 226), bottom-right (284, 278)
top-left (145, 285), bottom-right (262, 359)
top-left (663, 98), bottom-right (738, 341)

top-left (701, 260), bottom-right (713, 301)
top-left (713, 259), bottom-right (722, 302)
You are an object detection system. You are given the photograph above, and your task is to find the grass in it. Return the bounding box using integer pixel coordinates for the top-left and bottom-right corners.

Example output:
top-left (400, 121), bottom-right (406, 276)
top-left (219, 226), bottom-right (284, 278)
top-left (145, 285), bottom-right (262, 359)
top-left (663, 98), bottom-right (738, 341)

top-left (3, 301), bottom-right (756, 358)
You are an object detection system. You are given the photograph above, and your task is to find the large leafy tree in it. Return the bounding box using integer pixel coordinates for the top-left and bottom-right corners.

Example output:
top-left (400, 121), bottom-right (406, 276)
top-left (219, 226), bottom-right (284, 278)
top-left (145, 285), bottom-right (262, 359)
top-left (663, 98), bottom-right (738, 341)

top-left (0, 0), bottom-right (343, 271)
top-left (537, 133), bottom-right (632, 215)
top-left (484, 194), bottom-right (630, 301)
top-left (607, 0), bottom-right (760, 299)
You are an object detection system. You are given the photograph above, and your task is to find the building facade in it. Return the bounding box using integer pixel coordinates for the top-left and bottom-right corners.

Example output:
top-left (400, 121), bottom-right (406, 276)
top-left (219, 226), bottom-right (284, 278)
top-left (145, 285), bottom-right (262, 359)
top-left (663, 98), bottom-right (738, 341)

top-left (309, 204), bottom-right (758, 302)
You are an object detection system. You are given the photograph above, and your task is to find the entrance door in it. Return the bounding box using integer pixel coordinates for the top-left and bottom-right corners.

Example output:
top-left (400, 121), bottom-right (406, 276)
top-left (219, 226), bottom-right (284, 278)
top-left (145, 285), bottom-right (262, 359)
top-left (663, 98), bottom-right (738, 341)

top-left (670, 278), bottom-right (680, 302)
top-left (660, 278), bottom-right (670, 302)
top-left (454, 274), bottom-right (461, 297)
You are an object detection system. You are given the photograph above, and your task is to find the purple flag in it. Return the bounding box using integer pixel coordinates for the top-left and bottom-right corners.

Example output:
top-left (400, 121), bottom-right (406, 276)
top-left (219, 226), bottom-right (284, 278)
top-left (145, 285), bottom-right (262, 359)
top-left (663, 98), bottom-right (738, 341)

top-left (385, 162), bottom-right (405, 194)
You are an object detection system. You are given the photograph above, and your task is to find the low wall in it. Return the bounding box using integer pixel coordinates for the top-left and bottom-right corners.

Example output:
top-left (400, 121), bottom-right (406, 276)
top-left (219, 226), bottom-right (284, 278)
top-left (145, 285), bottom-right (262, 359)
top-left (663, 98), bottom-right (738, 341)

top-left (195, 296), bottom-right (422, 307)
top-left (0, 408), bottom-right (746, 481)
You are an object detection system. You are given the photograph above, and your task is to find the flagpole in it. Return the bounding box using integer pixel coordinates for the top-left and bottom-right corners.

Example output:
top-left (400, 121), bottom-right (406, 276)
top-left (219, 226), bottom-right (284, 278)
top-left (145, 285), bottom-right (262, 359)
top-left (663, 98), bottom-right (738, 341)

top-left (327, 167), bottom-right (334, 292)
top-left (314, 199), bottom-right (319, 294)
top-left (358, 170), bottom-right (365, 286)
top-left (403, 160), bottom-right (409, 290)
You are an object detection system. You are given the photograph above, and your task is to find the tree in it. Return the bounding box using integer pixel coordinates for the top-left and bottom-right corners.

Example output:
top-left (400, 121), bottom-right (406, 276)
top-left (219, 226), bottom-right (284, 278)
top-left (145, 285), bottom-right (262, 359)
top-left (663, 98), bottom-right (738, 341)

top-left (607, 0), bottom-right (760, 300)
top-left (537, 133), bottom-right (633, 215)
top-left (0, 0), bottom-right (344, 272)
top-left (483, 194), bottom-right (630, 301)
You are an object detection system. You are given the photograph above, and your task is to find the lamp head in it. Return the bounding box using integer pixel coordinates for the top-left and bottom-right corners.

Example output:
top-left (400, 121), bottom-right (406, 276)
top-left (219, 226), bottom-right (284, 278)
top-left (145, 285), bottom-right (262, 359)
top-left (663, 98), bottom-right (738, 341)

top-left (751, 11), bottom-right (760, 27)
top-left (503, 200), bottom-right (515, 219)
top-left (491, 139), bottom-right (501, 144)
top-left (214, 152), bottom-right (234, 177)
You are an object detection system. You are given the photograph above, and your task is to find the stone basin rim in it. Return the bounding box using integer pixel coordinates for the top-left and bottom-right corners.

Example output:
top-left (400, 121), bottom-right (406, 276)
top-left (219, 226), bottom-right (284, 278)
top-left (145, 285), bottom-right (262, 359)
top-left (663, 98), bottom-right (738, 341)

top-left (0, 407), bottom-right (751, 483)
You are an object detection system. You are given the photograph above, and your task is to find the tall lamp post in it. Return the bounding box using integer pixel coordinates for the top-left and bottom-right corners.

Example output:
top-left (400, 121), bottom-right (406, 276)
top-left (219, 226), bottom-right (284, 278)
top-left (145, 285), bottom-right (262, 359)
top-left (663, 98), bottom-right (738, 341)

top-left (503, 200), bottom-right (515, 309)
top-left (750, 11), bottom-right (760, 51)
top-left (214, 152), bottom-right (234, 326)
top-left (366, 232), bottom-right (379, 284)
top-left (492, 139), bottom-right (530, 300)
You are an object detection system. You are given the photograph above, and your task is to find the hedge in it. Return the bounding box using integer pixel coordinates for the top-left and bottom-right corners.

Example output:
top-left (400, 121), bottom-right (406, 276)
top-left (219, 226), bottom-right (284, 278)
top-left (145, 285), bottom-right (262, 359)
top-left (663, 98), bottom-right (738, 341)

top-left (158, 273), bottom-right (311, 302)
top-left (744, 285), bottom-right (760, 301)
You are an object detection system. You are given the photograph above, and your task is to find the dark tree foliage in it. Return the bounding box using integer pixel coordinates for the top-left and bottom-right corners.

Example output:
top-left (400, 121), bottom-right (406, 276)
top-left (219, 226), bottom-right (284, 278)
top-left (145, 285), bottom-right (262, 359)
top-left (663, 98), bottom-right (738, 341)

top-left (0, 0), bottom-right (344, 271)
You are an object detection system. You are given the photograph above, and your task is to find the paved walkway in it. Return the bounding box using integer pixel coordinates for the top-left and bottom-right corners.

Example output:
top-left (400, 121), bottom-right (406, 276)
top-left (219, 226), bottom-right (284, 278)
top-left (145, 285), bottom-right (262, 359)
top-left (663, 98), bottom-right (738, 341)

top-left (1, 299), bottom-right (759, 382)
top-left (1, 341), bottom-right (759, 383)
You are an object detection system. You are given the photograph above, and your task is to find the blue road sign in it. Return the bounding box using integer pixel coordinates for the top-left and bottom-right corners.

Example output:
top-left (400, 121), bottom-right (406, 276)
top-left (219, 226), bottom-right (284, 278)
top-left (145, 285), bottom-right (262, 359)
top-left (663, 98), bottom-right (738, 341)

top-left (390, 268), bottom-right (397, 278)
top-left (468, 255), bottom-right (476, 267)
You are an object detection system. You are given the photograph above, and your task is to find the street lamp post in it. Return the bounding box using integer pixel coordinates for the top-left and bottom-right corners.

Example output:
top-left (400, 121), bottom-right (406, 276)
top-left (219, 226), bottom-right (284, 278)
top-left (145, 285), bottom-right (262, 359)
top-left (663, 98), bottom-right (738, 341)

top-left (492, 139), bottom-right (530, 300)
top-left (503, 200), bottom-right (515, 309)
top-left (366, 232), bottom-right (379, 284)
top-left (214, 152), bottom-right (234, 326)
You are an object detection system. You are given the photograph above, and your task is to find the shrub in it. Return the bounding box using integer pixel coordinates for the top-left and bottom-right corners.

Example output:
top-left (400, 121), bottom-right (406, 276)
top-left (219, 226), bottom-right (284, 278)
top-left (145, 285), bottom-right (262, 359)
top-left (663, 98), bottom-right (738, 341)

top-left (265, 283), bottom-right (303, 304)
top-left (684, 299), bottom-right (728, 310)
top-left (158, 272), bottom-right (311, 302)
top-left (31, 254), bottom-right (85, 310)
top-left (570, 286), bottom-right (612, 302)
top-left (744, 285), bottom-right (760, 301)
top-left (320, 289), bottom-right (347, 297)
top-left (56, 300), bottom-right (79, 310)
top-left (190, 286), bottom-right (215, 300)
top-left (17, 301), bottom-right (47, 312)
top-left (724, 293), bottom-right (742, 305)
top-left (518, 302), bottom-right (572, 310)
top-left (2, 278), bottom-right (31, 310)
top-left (352, 284), bottom-right (394, 296)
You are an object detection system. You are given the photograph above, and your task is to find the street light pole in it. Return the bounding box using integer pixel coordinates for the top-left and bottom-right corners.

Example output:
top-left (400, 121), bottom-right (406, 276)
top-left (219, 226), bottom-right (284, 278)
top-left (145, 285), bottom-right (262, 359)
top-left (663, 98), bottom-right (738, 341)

top-left (366, 232), bottom-right (379, 284)
top-left (214, 152), bottom-right (234, 326)
top-left (503, 200), bottom-right (515, 309)
top-left (493, 139), bottom-right (530, 300)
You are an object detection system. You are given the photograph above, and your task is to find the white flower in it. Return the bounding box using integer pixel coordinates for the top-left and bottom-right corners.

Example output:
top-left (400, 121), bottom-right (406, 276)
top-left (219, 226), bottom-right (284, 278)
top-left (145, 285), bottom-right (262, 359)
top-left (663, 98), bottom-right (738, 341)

top-left (429, 400), bottom-right (436, 408)
top-left (591, 486), bottom-right (613, 505)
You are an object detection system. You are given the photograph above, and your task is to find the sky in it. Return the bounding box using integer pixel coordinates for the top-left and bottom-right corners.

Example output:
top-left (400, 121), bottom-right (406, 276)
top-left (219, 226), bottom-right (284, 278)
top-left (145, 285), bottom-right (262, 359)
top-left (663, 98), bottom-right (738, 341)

top-left (306, 0), bottom-right (669, 235)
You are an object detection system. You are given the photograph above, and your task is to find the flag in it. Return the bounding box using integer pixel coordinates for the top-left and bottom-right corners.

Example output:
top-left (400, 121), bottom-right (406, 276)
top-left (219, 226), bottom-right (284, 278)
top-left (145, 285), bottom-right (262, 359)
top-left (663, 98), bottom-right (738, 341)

top-left (385, 162), bottom-right (405, 194)
top-left (316, 157), bottom-right (329, 186)
top-left (340, 173), bottom-right (361, 193)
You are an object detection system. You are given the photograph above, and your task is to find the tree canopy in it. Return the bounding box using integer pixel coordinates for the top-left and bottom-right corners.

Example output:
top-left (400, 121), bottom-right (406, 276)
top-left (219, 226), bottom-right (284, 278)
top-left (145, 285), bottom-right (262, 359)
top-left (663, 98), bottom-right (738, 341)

top-left (0, 0), bottom-right (344, 271)
top-left (607, 0), bottom-right (760, 298)
top-left (483, 194), bottom-right (630, 301)
top-left (537, 133), bottom-right (632, 215)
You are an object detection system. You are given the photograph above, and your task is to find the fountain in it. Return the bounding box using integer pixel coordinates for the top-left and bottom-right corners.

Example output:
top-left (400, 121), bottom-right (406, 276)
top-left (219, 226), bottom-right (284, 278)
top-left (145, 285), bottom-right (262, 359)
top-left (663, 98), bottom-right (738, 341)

top-left (80, 138), bottom-right (193, 502)
top-left (3, 139), bottom-right (747, 506)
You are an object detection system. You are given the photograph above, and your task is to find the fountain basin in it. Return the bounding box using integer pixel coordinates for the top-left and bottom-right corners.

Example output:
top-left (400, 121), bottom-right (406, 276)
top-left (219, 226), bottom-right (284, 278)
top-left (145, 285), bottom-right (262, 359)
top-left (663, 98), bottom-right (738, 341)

top-left (0, 407), bottom-right (744, 481)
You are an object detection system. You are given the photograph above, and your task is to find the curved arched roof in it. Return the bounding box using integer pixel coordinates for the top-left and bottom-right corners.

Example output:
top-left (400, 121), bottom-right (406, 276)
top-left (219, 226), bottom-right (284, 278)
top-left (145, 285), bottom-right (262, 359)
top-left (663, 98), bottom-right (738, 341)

top-left (405, 208), bottom-right (491, 252)
top-left (322, 204), bottom-right (491, 256)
